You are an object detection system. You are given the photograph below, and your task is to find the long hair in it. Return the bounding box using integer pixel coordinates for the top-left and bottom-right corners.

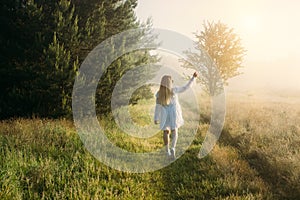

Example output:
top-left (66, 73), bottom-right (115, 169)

top-left (158, 75), bottom-right (173, 106)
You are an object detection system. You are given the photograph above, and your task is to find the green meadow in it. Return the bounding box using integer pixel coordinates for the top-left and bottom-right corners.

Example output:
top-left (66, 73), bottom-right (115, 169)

top-left (1, 95), bottom-right (299, 199)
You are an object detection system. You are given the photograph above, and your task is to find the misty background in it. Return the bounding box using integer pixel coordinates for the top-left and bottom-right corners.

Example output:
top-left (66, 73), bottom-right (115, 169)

top-left (135, 0), bottom-right (300, 99)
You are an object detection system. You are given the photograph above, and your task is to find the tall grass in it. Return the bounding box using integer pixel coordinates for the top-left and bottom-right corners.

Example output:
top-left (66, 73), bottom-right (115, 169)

top-left (222, 95), bottom-right (300, 199)
top-left (1, 95), bottom-right (299, 199)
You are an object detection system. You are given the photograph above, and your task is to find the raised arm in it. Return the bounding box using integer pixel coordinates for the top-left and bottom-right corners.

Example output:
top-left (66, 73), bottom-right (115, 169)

top-left (173, 72), bottom-right (198, 93)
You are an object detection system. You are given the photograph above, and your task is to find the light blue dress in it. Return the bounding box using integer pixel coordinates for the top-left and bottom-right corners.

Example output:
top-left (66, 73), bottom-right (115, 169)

top-left (154, 77), bottom-right (195, 130)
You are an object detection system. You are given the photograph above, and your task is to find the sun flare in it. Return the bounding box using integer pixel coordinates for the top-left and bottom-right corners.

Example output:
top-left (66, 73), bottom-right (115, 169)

top-left (241, 15), bottom-right (261, 34)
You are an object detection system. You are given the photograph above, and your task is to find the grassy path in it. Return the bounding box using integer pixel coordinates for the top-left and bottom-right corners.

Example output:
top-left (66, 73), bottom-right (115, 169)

top-left (0, 118), bottom-right (270, 199)
top-left (1, 99), bottom-right (299, 199)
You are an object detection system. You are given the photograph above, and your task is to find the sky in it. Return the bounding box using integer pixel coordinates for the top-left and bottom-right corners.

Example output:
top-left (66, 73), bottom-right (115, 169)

top-left (135, 0), bottom-right (300, 93)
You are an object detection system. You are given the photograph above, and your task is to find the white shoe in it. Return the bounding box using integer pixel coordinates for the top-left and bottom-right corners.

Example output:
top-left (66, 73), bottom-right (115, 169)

top-left (167, 149), bottom-right (171, 156)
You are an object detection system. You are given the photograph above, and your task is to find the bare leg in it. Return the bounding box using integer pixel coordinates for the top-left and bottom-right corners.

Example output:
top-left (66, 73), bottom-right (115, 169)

top-left (163, 130), bottom-right (170, 155)
top-left (163, 130), bottom-right (170, 145)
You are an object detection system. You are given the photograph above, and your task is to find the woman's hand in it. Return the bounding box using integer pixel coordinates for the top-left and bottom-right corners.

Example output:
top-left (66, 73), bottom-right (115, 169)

top-left (193, 72), bottom-right (198, 78)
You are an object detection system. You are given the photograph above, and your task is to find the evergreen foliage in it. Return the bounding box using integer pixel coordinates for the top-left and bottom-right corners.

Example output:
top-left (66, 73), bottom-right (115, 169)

top-left (0, 0), bottom-right (157, 119)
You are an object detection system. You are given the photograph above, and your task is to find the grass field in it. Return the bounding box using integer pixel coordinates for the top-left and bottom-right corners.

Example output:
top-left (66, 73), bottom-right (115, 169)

top-left (1, 93), bottom-right (299, 199)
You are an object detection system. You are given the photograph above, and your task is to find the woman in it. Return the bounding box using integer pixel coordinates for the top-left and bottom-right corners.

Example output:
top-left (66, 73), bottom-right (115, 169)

top-left (154, 72), bottom-right (198, 159)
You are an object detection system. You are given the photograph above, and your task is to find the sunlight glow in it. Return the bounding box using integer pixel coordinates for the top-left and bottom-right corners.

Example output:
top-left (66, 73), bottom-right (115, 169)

top-left (240, 15), bottom-right (261, 35)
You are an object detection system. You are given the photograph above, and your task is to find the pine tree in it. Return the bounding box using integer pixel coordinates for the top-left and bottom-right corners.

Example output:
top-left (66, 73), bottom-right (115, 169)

top-left (0, 0), bottom-right (44, 117)
top-left (0, 0), bottom-right (158, 118)
top-left (41, 0), bottom-right (80, 116)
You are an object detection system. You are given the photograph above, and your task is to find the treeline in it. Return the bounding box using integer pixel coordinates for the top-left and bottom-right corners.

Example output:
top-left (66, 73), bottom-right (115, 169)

top-left (0, 0), bottom-right (156, 119)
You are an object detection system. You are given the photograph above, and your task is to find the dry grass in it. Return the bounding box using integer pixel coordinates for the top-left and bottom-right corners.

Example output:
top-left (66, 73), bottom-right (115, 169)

top-left (221, 93), bottom-right (300, 199)
top-left (0, 93), bottom-right (299, 199)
